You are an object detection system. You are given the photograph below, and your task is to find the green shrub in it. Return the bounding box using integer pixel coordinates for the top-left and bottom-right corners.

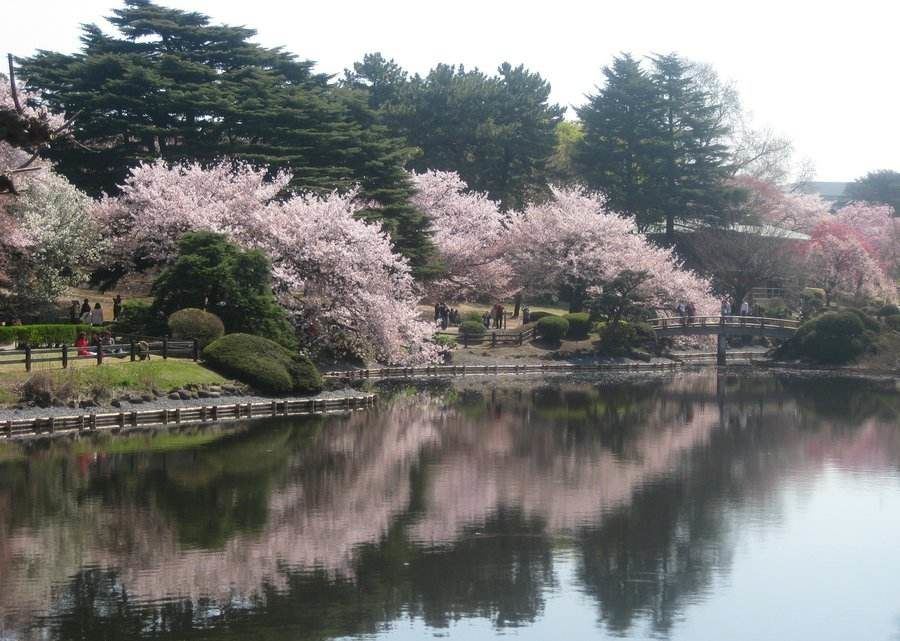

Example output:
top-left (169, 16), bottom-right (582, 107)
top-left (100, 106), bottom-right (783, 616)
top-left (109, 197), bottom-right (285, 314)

top-left (536, 316), bottom-right (569, 343)
top-left (112, 300), bottom-right (167, 337)
top-left (877, 303), bottom-right (900, 317)
top-left (459, 320), bottom-right (487, 337)
top-left (790, 311), bottom-right (870, 364)
top-left (563, 312), bottom-right (591, 339)
top-left (842, 307), bottom-right (880, 332)
top-left (801, 288), bottom-right (827, 318)
top-left (0, 324), bottom-right (95, 346)
top-left (885, 315), bottom-right (900, 332)
top-left (435, 333), bottom-right (458, 348)
top-left (757, 298), bottom-right (791, 319)
top-left (463, 311), bottom-right (484, 323)
top-left (527, 311), bottom-right (554, 323)
top-left (202, 333), bottom-right (323, 395)
top-left (168, 308), bottom-right (225, 348)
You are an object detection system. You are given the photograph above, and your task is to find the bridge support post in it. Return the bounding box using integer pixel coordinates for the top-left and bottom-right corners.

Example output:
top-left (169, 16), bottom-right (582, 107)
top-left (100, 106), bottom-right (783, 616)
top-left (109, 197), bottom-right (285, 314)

top-left (717, 334), bottom-right (727, 366)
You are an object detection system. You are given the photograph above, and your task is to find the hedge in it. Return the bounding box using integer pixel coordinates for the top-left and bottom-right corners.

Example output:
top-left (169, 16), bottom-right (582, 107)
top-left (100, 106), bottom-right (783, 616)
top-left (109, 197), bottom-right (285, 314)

top-left (201, 333), bottom-right (323, 395)
top-left (536, 316), bottom-right (569, 342)
top-left (527, 311), bottom-right (555, 323)
top-left (168, 308), bottom-right (225, 348)
top-left (563, 312), bottom-right (591, 339)
top-left (0, 324), bottom-right (96, 346)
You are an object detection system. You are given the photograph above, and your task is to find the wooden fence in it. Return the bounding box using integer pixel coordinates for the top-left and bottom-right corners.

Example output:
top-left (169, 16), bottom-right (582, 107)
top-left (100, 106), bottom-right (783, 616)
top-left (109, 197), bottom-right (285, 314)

top-left (437, 325), bottom-right (536, 348)
top-left (0, 338), bottom-right (199, 372)
top-left (2, 394), bottom-right (377, 440)
top-left (325, 361), bottom-right (687, 380)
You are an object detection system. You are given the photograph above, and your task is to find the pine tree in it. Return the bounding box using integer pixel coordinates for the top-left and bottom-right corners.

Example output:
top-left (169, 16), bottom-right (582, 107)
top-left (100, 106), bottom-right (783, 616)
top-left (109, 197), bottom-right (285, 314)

top-left (575, 53), bottom-right (739, 239)
top-left (575, 54), bottom-right (660, 229)
top-left (18, 0), bottom-right (433, 272)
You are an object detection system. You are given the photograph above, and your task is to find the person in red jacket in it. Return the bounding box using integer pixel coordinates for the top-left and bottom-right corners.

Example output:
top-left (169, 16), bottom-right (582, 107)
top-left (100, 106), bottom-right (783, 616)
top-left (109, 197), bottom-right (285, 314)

top-left (74, 332), bottom-right (91, 357)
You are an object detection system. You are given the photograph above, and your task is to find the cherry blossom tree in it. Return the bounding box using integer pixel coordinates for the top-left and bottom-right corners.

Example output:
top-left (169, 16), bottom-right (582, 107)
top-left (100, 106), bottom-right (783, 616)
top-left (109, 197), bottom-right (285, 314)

top-left (97, 160), bottom-right (441, 365)
top-left (409, 170), bottom-right (512, 300)
top-left (804, 221), bottom-right (895, 305)
top-left (732, 175), bottom-right (830, 233)
top-left (5, 172), bottom-right (103, 302)
top-left (833, 202), bottom-right (899, 277)
top-left (505, 187), bottom-right (717, 315)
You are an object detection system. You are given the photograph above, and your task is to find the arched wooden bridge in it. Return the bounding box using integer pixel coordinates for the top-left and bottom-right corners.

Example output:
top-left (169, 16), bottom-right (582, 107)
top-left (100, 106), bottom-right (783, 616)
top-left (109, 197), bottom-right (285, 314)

top-left (648, 316), bottom-right (800, 364)
top-left (648, 315), bottom-right (800, 339)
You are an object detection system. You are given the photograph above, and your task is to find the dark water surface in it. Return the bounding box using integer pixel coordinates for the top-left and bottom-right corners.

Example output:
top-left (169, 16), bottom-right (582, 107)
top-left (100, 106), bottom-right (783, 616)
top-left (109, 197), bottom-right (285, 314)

top-left (1, 371), bottom-right (899, 641)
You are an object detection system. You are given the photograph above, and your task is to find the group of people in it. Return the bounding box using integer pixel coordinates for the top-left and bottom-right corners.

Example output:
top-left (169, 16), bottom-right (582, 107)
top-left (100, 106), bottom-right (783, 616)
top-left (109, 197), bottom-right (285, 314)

top-left (70, 295), bottom-right (123, 326)
top-left (434, 302), bottom-right (461, 329)
top-left (719, 299), bottom-right (753, 316)
top-left (74, 330), bottom-right (124, 357)
top-left (482, 304), bottom-right (506, 329)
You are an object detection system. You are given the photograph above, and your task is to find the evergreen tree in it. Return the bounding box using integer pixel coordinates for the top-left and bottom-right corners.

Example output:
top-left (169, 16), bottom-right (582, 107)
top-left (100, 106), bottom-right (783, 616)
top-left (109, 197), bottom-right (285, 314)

top-left (18, 0), bottom-right (433, 273)
top-left (346, 56), bottom-right (564, 211)
top-left (575, 55), bottom-right (660, 229)
top-left (576, 53), bottom-right (739, 238)
top-left (845, 169), bottom-right (900, 214)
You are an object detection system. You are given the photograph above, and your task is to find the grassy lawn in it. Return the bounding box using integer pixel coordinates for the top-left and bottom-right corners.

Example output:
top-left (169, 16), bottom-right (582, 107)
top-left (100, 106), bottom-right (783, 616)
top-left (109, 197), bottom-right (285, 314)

top-left (0, 358), bottom-right (229, 407)
top-left (420, 302), bottom-right (570, 333)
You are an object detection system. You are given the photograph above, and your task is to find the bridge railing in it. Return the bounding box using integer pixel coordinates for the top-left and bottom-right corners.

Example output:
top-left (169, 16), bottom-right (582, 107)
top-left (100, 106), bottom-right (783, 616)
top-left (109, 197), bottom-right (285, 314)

top-left (648, 316), bottom-right (800, 331)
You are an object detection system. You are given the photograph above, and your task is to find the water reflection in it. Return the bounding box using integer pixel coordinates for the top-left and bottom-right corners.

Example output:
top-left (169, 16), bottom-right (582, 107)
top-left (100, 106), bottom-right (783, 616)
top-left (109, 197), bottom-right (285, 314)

top-left (0, 371), bottom-right (898, 640)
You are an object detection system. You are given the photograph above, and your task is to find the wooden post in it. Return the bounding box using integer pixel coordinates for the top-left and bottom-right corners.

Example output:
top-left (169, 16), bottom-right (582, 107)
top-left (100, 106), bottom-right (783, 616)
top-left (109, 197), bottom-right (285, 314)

top-left (131, 411), bottom-right (138, 427)
top-left (5, 420), bottom-right (11, 438)
top-left (78, 415), bottom-right (85, 432)
top-left (492, 332), bottom-right (497, 347)
top-left (24, 344), bottom-right (31, 372)
top-left (96, 343), bottom-right (103, 365)
top-left (271, 400), bottom-right (277, 416)
top-left (192, 339), bottom-right (199, 361)
top-left (62, 344), bottom-right (69, 369)
top-left (175, 408), bottom-right (181, 424)
top-left (717, 334), bottom-right (727, 366)
top-left (90, 414), bottom-right (97, 431)
top-left (162, 338), bottom-right (168, 360)
top-left (463, 332), bottom-right (468, 348)
top-left (211, 405), bottom-right (218, 421)
top-left (130, 340), bottom-right (136, 362)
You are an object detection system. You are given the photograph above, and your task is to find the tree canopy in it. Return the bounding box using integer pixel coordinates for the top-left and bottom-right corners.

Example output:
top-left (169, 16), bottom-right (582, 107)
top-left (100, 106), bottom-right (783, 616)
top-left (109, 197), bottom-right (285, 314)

top-left (575, 53), bottom-right (740, 238)
top-left (345, 54), bottom-right (564, 211)
top-left (18, 0), bottom-right (434, 272)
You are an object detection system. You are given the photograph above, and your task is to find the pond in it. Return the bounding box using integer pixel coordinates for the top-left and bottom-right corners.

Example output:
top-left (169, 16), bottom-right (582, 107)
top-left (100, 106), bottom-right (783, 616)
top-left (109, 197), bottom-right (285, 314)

top-left (1, 371), bottom-right (899, 641)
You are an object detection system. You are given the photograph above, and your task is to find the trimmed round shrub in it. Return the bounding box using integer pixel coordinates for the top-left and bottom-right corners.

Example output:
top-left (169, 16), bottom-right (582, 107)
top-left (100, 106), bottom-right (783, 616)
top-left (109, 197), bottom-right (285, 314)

top-left (842, 307), bottom-right (880, 332)
top-left (536, 316), bottom-right (569, 343)
top-left (463, 311), bottom-right (485, 323)
top-left (527, 311), bottom-right (554, 323)
top-left (168, 308), bottom-right (225, 348)
top-left (202, 333), bottom-right (323, 394)
top-left (885, 315), bottom-right (900, 332)
top-left (459, 320), bottom-right (487, 337)
top-left (792, 311), bottom-right (869, 364)
top-left (877, 303), bottom-right (900, 317)
top-left (563, 312), bottom-right (591, 339)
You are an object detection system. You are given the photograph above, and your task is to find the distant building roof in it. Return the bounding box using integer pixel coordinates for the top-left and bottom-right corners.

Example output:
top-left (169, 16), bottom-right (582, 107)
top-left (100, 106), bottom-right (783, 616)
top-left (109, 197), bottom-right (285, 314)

top-left (795, 181), bottom-right (849, 200)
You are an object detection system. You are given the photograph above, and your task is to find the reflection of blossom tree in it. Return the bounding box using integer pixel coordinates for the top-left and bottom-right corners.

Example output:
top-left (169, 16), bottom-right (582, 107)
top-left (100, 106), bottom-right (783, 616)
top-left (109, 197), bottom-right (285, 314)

top-left (1, 373), bottom-right (899, 640)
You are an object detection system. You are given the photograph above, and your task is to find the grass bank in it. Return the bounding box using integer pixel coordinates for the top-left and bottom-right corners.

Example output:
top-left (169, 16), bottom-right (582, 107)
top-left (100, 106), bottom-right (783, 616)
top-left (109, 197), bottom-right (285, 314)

top-left (0, 359), bottom-right (229, 408)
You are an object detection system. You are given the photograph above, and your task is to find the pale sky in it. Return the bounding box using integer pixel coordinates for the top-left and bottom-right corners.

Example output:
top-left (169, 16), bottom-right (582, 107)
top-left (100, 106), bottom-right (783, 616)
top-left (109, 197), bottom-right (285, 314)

top-left (3, 0), bottom-right (898, 181)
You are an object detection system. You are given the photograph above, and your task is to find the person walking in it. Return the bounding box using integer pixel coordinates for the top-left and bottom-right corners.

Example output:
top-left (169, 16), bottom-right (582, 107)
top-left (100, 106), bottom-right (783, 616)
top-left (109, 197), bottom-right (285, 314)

top-left (80, 298), bottom-right (91, 317)
top-left (113, 294), bottom-right (123, 321)
top-left (90, 302), bottom-right (104, 326)
top-left (721, 300), bottom-right (731, 316)
top-left (740, 300), bottom-right (750, 316)
top-left (69, 300), bottom-right (79, 324)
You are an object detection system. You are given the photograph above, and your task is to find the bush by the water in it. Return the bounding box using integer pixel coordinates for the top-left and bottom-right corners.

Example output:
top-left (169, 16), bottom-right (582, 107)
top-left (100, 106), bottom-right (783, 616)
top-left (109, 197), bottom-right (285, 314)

top-left (459, 320), bottom-right (486, 337)
top-left (801, 288), bottom-right (827, 319)
top-left (168, 308), bottom-right (225, 348)
top-left (202, 333), bottom-right (323, 395)
top-left (595, 320), bottom-right (656, 355)
top-left (787, 311), bottom-right (871, 364)
top-left (0, 324), bottom-right (94, 347)
top-left (536, 315), bottom-right (569, 342)
top-left (563, 312), bottom-right (591, 339)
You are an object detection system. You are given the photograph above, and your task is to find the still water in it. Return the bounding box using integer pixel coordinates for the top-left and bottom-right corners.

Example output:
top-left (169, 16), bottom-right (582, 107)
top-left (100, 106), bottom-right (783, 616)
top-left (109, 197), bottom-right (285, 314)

top-left (1, 371), bottom-right (899, 641)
